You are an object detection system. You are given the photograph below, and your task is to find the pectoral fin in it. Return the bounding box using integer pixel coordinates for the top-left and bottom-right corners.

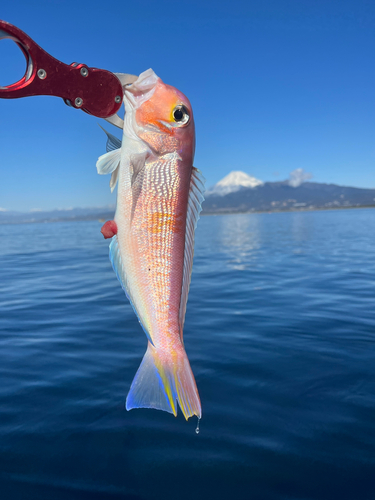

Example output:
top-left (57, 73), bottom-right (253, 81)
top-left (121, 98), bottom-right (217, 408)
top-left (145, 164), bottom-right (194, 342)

top-left (129, 152), bottom-right (151, 221)
top-left (96, 126), bottom-right (122, 190)
top-left (130, 152), bottom-right (149, 187)
top-left (96, 149), bottom-right (121, 175)
top-left (110, 166), bottom-right (120, 192)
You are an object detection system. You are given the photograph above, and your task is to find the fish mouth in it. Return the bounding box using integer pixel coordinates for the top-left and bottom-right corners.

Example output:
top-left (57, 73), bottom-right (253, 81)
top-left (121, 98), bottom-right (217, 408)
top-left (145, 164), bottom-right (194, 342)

top-left (114, 73), bottom-right (138, 87)
top-left (121, 69), bottom-right (160, 141)
top-left (124, 68), bottom-right (159, 109)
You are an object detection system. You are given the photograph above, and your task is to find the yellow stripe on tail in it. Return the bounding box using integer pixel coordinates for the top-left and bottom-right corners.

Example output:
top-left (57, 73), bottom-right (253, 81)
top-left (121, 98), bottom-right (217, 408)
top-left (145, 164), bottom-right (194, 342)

top-left (126, 343), bottom-right (201, 420)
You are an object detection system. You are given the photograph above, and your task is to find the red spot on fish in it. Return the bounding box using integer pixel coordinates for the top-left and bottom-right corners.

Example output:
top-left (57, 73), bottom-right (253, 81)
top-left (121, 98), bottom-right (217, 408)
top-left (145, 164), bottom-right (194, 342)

top-left (101, 220), bottom-right (117, 239)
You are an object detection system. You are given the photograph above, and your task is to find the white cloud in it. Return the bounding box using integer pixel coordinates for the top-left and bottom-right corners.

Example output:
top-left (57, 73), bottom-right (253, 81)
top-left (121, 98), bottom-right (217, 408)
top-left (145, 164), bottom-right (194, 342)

top-left (288, 168), bottom-right (313, 187)
top-left (0, 207), bottom-right (8, 212)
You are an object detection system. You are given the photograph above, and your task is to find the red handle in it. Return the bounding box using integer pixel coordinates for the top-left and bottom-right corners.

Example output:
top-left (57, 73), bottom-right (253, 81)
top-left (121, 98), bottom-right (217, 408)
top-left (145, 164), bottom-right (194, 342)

top-left (0, 21), bottom-right (124, 118)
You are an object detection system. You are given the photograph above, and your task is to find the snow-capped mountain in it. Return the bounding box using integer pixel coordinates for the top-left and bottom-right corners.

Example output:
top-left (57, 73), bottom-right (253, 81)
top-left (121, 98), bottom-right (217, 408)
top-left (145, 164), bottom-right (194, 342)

top-left (206, 171), bottom-right (264, 196)
top-left (203, 180), bottom-right (375, 214)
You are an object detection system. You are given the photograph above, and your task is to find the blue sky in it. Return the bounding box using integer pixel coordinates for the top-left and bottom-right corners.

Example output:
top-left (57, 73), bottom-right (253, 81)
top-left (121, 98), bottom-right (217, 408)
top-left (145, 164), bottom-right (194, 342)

top-left (0, 0), bottom-right (374, 211)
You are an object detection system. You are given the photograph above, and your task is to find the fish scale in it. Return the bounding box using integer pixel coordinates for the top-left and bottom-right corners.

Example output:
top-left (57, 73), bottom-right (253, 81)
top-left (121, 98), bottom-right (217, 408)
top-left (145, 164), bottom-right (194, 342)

top-left (136, 159), bottom-right (183, 345)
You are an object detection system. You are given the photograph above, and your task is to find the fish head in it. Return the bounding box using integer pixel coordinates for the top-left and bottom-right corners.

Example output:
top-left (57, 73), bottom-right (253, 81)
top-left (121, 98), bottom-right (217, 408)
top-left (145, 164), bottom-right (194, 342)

top-left (124, 69), bottom-right (195, 161)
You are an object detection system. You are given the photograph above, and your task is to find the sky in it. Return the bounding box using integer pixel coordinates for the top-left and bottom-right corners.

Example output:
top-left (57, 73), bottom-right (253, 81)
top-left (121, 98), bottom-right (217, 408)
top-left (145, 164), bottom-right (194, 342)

top-left (0, 0), bottom-right (374, 211)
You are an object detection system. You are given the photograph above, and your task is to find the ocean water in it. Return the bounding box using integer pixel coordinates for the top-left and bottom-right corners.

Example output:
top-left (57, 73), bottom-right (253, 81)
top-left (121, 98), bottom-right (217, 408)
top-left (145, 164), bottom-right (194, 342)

top-left (0, 209), bottom-right (375, 500)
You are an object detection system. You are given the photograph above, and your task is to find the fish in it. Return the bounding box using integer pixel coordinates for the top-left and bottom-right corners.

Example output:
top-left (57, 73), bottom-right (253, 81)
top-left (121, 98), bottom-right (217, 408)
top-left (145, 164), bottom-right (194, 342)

top-left (96, 69), bottom-right (205, 420)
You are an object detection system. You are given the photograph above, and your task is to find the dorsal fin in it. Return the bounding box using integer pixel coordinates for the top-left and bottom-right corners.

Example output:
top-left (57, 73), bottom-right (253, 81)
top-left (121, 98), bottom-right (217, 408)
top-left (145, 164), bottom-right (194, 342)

top-left (179, 167), bottom-right (205, 335)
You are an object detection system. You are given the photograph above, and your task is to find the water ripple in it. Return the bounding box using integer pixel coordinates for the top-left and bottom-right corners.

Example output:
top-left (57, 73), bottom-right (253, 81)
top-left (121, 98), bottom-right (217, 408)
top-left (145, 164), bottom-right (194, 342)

top-left (0, 211), bottom-right (375, 499)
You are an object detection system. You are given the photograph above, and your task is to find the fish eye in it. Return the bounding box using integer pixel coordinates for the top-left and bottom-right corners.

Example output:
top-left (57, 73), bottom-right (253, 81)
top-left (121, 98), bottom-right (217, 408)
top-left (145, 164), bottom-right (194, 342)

top-left (173, 105), bottom-right (190, 125)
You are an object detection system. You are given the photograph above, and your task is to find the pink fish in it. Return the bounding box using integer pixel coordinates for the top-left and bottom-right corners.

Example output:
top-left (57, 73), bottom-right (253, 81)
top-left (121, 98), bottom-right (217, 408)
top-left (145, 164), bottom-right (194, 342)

top-left (97, 69), bottom-right (204, 420)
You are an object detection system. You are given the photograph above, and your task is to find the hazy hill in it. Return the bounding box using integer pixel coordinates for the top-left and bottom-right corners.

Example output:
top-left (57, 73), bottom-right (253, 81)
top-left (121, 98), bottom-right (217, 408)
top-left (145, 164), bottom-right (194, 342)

top-left (0, 207), bottom-right (115, 225)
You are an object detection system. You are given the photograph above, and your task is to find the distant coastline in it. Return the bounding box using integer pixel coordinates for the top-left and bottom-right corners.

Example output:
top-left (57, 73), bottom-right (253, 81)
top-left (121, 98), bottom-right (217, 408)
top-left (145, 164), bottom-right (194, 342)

top-left (201, 204), bottom-right (375, 216)
top-left (1, 204), bottom-right (375, 225)
top-left (3, 175), bottom-right (375, 225)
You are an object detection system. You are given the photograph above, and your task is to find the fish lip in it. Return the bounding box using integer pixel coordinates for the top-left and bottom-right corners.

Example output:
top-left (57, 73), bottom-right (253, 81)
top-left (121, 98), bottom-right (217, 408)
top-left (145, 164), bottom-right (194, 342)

top-left (125, 91), bottom-right (137, 108)
top-left (114, 73), bottom-right (138, 87)
top-left (124, 68), bottom-right (159, 109)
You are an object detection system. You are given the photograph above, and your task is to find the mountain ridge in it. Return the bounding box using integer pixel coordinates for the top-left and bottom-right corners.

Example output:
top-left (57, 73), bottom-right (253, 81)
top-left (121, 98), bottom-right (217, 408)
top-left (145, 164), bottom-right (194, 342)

top-left (203, 177), bottom-right (375, 214)
top-left (1, 173), bottom-right (375, 223)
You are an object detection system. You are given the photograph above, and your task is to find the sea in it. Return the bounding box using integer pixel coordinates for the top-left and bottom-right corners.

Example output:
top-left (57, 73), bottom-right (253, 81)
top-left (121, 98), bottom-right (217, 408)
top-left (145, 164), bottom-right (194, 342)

top-left (0, 208), bottom-right (375, 500)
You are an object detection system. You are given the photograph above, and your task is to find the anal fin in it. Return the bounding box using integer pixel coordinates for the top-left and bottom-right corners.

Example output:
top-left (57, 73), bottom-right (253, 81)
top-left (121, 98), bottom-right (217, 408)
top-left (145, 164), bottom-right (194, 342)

top-left (109, 236), bottom-right (154, 346)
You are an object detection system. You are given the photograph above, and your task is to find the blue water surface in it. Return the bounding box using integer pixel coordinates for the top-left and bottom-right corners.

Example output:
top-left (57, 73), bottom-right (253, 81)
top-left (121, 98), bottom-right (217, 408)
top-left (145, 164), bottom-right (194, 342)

top-left (0, 209), bottom-right (375, 500)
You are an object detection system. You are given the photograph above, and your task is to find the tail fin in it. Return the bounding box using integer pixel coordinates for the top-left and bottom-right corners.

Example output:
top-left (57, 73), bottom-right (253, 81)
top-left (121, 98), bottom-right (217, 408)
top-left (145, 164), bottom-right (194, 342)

top-left (126, 343), bottom-right (201, 420)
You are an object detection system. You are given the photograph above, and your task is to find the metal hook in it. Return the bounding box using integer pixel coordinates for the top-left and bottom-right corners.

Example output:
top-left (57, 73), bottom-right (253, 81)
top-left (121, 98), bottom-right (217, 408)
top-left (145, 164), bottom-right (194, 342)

top-left (0, 20), bottom-right (136, 119)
